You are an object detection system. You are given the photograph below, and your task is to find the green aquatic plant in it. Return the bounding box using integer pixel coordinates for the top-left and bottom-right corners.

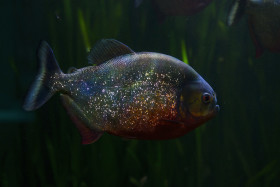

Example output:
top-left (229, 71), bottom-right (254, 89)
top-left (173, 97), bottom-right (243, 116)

top-left (181, 40), bottom-right (189, 65)
top-left (77, 9), bottom-right (91, 52)
top-left (2, 0), bottom-right (280, 186)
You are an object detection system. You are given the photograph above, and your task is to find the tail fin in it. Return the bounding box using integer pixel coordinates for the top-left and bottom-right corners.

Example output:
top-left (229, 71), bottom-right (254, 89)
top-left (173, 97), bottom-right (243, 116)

top-left (23, 41), bottom-right (62, 111)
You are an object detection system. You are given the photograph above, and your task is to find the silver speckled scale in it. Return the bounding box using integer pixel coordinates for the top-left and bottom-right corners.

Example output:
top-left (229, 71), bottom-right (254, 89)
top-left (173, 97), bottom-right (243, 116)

top-left (23, 39), bottom-right (219, 144)
top-left (53, 53), bottom-right (197, 132)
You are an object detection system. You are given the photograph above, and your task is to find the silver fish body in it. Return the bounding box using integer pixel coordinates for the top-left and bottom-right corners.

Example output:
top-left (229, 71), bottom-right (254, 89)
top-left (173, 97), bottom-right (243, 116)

top-left (23, 40), bottom-right (219, 144)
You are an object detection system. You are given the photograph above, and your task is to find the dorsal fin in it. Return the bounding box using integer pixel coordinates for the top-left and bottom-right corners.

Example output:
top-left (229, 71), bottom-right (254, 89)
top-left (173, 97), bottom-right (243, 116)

top-left (67, 67), bottom-right (78, 73)
top-left (88, 39), bottom-right (135, 65)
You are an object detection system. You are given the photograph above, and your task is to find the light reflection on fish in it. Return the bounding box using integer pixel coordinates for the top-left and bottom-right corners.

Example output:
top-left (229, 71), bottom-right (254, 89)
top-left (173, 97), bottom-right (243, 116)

top-left (23, 39), bottom-right (219, 144)
top-left (228, 0), bottom-right (280, 57)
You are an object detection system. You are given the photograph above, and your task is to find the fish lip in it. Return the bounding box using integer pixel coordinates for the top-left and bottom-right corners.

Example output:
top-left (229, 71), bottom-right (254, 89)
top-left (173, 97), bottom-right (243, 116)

top-left (214, 105), bottom-right (220, 113)
top-left (203, 104), bottom-right (219, 120)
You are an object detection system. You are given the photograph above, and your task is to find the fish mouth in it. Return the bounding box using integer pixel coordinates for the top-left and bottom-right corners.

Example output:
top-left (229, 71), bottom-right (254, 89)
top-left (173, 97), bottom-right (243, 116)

top-left (184, 104), bottom-right (219, 125)
top-left (204, 104), bottom-right (219, 118)
top-left (207, 104), bottom-right (220, 120)
top-left (209, 103), bottom-right (220, 117)
top-left (214, 105), bottom-right (220, 114)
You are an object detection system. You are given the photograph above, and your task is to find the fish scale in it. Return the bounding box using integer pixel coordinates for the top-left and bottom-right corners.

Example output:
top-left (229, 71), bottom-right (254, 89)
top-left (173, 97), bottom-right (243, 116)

top-left (23, 39), bottom-right (219, 144)
top-left (57, 53), bottom-right (184, 131)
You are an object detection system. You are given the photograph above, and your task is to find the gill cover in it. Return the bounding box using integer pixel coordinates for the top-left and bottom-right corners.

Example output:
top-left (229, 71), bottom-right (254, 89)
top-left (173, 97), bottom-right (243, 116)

top-left (179, 79), bottom-right (216, 118)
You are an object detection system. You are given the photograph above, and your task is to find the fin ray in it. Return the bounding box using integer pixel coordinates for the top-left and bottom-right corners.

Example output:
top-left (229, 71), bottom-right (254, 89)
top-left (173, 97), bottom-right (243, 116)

top-left (23, 41), bottom-right (62, 111)
top-left (88, 39), bottom-right (135, 65)
top-left (60, 94), bottom-right (103, 144)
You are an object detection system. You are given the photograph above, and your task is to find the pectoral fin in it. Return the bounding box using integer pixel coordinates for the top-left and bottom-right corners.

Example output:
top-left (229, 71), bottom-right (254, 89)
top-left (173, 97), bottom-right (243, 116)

top-left (159, 119), bottom-right (185, 126)
top-left (60, 94), bottom-right (103, 144)
top-left (153, 119), bottom-right (187, 139)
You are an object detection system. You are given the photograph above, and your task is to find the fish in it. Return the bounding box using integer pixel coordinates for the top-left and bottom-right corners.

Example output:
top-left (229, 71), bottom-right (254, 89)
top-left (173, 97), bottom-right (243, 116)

top-left (135, 0), bottom-right (213, 17)
top-left (227, 0), bottom-right (280, 57)
top-left (23, 39), bottom-right (219, 144)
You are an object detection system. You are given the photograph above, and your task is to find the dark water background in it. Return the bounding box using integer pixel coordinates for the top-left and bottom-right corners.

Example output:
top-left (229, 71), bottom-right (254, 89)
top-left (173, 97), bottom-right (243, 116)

top-left (1, 0), bottom-right (280, 186)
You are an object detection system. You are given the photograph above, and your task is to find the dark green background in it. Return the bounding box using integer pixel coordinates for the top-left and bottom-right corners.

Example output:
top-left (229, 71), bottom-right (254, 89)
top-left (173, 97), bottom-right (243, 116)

top-left (1, 0), bottom-right (280, 186)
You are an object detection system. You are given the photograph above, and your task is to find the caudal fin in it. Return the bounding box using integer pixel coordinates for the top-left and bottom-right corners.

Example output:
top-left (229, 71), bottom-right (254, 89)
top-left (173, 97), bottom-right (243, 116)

top-left (23, 41), bottom-right (62, 111)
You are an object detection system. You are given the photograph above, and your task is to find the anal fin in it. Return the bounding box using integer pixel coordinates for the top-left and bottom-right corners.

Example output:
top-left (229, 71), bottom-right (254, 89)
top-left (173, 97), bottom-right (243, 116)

top-left (60, 94), bottom-right (103, 144)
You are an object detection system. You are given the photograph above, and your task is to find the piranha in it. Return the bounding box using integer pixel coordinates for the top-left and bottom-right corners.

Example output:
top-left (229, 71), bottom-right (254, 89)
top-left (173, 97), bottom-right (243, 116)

top-left (23, 39), bottom-right (219, 144)
top-left (227, 0), bottom-right (280, 57)
top-left (135, 0), bottom-right (213, 17)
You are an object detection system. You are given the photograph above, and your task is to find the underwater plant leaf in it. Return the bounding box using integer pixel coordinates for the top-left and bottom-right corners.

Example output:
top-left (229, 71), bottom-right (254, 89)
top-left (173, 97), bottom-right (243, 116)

top-left (181, 40), bottom-right (189, 65)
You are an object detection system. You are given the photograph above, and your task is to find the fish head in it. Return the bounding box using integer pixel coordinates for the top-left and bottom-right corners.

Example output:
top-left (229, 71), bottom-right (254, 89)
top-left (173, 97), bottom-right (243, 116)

top-left (178, 78), bottom-right (219, 124)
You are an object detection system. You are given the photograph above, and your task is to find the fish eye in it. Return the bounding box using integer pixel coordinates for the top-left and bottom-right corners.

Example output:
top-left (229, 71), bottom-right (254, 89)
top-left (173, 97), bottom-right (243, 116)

top-left (202, 93), bottom-right (211, 104)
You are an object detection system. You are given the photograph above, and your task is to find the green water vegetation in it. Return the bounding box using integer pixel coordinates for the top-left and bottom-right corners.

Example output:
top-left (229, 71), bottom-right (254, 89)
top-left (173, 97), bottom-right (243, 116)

top-left (1, 0), bottom-right (280, 186)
